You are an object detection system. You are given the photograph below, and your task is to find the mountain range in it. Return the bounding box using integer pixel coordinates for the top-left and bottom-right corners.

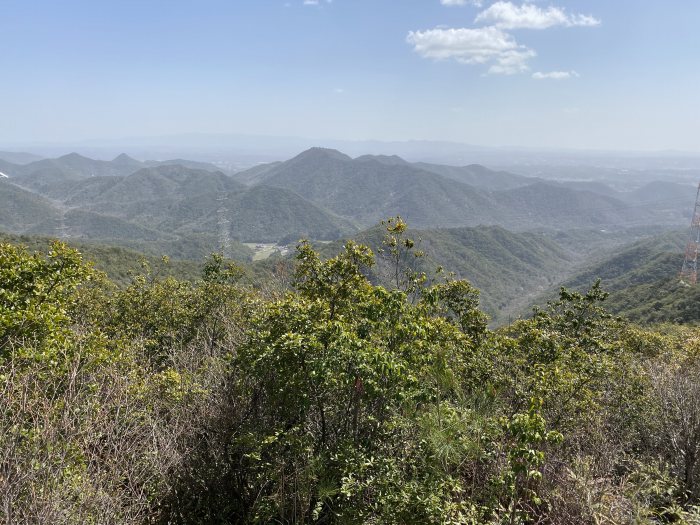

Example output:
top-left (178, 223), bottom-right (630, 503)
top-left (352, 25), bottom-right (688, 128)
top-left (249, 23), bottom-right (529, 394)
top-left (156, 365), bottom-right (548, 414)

top-left (234, 147), bottom-right (691, 230)
top-left (0, 147), bottom-right (693, 262)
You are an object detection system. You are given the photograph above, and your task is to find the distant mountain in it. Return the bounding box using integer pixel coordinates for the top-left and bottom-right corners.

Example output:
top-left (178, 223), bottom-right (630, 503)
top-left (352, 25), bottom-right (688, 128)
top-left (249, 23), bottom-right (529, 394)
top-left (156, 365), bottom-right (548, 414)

top-left (1, 160), bottom-right (356, 246)
top-left (255, 148), bottom-right (499, 228)
top-left (551, 179), bottom-right (695, 207)
top-left (224, 185), bottom-right (355, 242)
top-left (248, 147), bottom-right (681, 231)
top-left (26, 208), bottom-right (169, 243)
top-left (528, 179), bottom-right (695, 226)
top-left (1, 148), bottom-right (690, 263)
top-left (355, 154), bottom-right (410, 167)
top-left (79, 165), bottom-right (244, 206)
top-left (0, 151), bottom-right (43, 165)
top-left (155, 159), bottom-right (222, 172)
top-left (109, 153), bottom-right (222, 173)
top-left (0, 159), bottom-right (17, 178)
top-left (414, 162), bottom-right (533, 191)
top-left (8, 152), bottom-right (141, 194)
top-left (63, 165), bottom-right (352, 242)
top-left (8, 152), bottom-right (223, 194)
top-left (492, 182), bottom-right (655, 229)
top-left (624, 180), bottom-right (696, 205)
top-left (110, 153), bottom-right (144, 170)
top-left (235, 151), bottom-right (533, 192)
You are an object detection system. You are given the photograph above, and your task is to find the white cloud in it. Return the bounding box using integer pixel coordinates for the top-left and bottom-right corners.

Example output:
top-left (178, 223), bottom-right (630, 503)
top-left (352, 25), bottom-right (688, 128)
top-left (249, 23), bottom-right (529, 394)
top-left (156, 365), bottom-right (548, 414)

top-left (532, 70), bottom-right (579, 79)
top-left (441, 0), bottom-right (482, 6)
top-left (475, 2), bottom-right (601, 30)
top-left (303, 0), bottom-right (332, 5)
top-left (407, 26), bottom-right (535, 74)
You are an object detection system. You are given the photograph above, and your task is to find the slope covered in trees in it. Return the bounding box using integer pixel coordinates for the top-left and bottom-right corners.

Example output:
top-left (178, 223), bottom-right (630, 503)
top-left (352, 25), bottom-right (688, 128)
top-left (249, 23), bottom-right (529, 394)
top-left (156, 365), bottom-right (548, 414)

top-left (239, 148), bottom-right (685, 230)
top-left (0, 162), bottom-right (356, 250)
top-left (313, 224), bottom-right (576, 322)
top-left (3, 222), bottom-right (700, 523)
top-left (529, 231), bottom-right (700, 325)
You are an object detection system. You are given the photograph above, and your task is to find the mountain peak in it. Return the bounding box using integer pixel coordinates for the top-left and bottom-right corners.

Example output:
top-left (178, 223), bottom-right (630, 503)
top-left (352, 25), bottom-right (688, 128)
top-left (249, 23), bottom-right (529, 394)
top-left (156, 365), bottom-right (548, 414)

top-left (112, 153), bottom-right (140, 165)
top-left (58, 152), bottom-right (91, 163)
top-left (292, 147), bottom-right (352, 163)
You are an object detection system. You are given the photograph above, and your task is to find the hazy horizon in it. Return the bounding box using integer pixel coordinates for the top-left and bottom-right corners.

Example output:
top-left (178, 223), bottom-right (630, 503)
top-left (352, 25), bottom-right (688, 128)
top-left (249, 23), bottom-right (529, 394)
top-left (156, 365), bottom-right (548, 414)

top-left (3, 1), bottom-right (699, 152)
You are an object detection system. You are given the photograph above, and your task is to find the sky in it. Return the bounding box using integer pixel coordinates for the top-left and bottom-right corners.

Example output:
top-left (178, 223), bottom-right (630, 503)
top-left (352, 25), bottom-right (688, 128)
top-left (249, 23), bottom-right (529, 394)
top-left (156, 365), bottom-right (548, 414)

top-left (2, 0), bottom-right (699, 152)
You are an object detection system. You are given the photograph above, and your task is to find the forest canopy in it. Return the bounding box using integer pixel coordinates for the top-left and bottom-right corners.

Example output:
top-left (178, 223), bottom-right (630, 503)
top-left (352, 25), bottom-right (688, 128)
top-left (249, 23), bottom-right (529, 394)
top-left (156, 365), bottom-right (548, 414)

top-left (2, 220), bottom-right (700, 524)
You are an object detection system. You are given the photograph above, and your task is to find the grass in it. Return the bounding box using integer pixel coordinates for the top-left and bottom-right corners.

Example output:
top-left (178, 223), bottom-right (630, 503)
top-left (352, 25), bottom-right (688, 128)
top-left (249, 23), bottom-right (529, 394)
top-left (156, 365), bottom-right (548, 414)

top-left (243, 242), bottom-right (283, 261)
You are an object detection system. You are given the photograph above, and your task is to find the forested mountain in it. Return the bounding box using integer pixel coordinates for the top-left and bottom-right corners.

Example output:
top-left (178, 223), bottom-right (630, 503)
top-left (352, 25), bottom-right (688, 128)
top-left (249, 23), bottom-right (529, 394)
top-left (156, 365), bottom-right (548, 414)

top-left (234, 149), bottom-right (534, 191)
top-left (0, 158), bottom-right (355, 253)
top-left (526, 230), bottom-right (700, 324)
top-left (239, 147), bottom-right (685, 230)
top-left (0, 151), bottom-right (43, 164)
top-left (239, 148), bottom-right (524, 228)
top-left (0, 179), bottom-right (60, 231)
top-left (230, 161), bottom-right (284, 185)
top-left (0, 231), bottom-right (205, 285)
top-left (6, 153), bottom-right (140, 189)
top-left (414, 161), bottom-right (534, 190)
top-left (2, 151), bottom-right (223, 191)
top-left (492, 182), bottom-right (653, 229)
top-left (313, 224), bottom-right (576, 321)
top-left (2, 148), bottom-right (691, 250)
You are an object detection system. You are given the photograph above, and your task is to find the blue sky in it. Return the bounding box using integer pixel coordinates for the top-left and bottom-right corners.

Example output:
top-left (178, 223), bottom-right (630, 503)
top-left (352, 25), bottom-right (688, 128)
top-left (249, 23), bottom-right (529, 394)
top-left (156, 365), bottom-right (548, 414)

top-left (2, 0), bottom-right (699, 151)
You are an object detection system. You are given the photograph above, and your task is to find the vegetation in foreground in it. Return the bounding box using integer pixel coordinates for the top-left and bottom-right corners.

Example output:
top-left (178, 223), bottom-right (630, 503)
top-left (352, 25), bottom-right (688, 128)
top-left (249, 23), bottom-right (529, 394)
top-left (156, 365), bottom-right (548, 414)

top-left (2, 219), bottom-right (700, 524)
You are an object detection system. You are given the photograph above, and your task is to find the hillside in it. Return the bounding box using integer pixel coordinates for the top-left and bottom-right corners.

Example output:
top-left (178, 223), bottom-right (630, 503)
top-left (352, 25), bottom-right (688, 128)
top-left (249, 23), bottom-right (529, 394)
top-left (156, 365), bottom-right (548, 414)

top-left (311, 224), bottom-right (576, 322)
top-left (9, 153), bottom-right (138, 188)
top-left (237, 152), bottom-right (534, 192)
top-left (0, 160), bottom-right (356, 250)
top-left (492, 182), bottom-right (655, 229)
top-left (562, 231), bottom-right (685, 291)
top-left (604, 276), bottom-right (700, 324)
top-left (221, 185), bottom-right (355, 242)
top-left (411, 226), bottom-right (575, 319)
top-left (231, 161), bottom-right (283, 185)
top-left (74, 165), bottom-right (244, 206)
top-left (0, 179), bottom-right (61, 231)
top-left (526, 230), bottom-right (700, 324)
top-left (414, 162), bottom-right (533, 190)
top-left (0, 231), bottom-right (204, 286)
top-left (5, 227), bottom-right (700, 523)
top-left (0, 150), bottom-right (43, 164)
top-left (255, 148), bottom-right (507, 228)
top-left (54, 165), bottom-right (354, 243)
